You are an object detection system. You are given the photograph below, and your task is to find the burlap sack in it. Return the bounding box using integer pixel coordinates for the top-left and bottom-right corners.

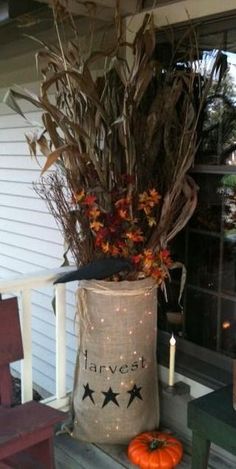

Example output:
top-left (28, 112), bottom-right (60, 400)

top-left (72, 277), bottom-right (159, 444)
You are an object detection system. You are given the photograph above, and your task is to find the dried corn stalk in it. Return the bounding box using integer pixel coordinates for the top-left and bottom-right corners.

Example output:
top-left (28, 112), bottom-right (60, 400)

top-left (4, 8), bottom-right (221, 276)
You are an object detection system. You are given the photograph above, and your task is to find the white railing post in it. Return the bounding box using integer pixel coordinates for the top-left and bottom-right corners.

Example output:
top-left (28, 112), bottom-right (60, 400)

top-left (0, 266), bottom-right (74, 409)
top-left (55, 283), bottom-right (66, 400)
top-left (20, 288), bottom-right (33, 403)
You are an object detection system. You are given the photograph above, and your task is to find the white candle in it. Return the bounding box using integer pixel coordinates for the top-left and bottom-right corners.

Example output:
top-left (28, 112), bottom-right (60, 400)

top-left (168, 334), bottom-right (176, 386)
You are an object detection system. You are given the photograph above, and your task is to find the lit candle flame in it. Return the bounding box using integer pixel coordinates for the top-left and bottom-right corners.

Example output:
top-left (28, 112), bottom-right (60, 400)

top-left (170, 333), bottom-right (176, 346)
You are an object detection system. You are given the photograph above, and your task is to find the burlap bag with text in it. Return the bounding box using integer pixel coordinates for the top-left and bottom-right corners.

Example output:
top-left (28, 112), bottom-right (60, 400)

top-left (72, 277), bottom-right (159, 444)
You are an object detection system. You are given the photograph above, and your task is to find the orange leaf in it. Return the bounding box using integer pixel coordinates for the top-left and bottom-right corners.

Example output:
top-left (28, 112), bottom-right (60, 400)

top-left (90, 220), bottom-right (104, 232)
top-left (118, 208), bottom-right (129, 220)
top-left (74, 189), bottom-right (85, 203)
top-left (110, 245), bottom-right (120, 256)
top-left (151, 268), bottom-right (167, 284)
top-left (126, 230), bottom-right (144, 242)
top-left (149, 188), bottom-right (161, 203)
top-left (88, 207), bottom-right (100, 219)
top-left (143, 249), bottom-right (154, 259)
top-left (101, 241), bottom-right (110, 253)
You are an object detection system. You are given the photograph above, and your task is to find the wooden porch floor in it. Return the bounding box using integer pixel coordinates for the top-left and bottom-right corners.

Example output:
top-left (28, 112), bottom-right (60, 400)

top-left (54, 433), bottom-right (236, 468)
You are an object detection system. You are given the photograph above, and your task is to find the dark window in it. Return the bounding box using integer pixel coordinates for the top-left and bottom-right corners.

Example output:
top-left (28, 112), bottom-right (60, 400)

top-left (158, 15), bottom-right (236, 381)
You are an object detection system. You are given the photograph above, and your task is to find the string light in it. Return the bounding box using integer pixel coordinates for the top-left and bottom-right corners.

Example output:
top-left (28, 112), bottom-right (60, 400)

top-left (222, 321), bottom-right (231, 329)
top-left (120, 382), bottom-right (129, 389)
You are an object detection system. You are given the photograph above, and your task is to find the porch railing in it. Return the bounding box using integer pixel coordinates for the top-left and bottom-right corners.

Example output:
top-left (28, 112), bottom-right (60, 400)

top-left (0, 266), bottom-right (75, 410)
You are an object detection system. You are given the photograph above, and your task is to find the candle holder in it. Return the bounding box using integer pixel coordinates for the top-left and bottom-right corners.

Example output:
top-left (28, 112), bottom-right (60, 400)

top-left (164, 381), bottom-right (190, 396)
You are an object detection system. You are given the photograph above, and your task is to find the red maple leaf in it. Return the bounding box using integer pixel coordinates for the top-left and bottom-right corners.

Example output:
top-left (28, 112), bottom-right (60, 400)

top-left (82, 194), bottom-right (97, 206)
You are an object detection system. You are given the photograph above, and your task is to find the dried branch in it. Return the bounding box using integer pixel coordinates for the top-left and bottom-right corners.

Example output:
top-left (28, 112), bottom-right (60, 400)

top-left (4, 10), bottom-right (223, 278)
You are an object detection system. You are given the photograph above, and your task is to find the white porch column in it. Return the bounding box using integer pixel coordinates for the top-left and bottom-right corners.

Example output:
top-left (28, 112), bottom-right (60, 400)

top-left (55, 283), bottom-right (67, 400)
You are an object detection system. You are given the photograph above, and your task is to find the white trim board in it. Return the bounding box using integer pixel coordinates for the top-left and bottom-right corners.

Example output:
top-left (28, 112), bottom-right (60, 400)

top-left (125, 0), bottom-right (236, 39)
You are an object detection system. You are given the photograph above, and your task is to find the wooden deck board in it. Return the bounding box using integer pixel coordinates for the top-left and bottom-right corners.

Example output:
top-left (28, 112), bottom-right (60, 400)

top-left (54, 434), bottom-right (192, 468)
top-left (55, 434), bottom-right (126, 468)
top-left (54, 433), bottom-right (236, 468)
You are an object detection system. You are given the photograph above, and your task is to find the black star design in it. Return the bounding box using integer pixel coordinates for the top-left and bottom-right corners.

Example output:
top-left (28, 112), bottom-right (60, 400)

top-left (82, 382), bottom-right (95, 404)
top-left (102, 387), bottom-right (120, 408)
top-left (127, 384), bottom-right (143, 408)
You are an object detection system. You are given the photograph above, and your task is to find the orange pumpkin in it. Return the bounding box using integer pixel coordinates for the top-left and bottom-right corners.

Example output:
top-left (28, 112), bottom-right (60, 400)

top-left (127, 431), bottom-right (183, 469)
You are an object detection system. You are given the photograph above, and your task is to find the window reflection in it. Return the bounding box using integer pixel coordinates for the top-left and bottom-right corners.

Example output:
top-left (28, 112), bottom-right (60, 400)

top-left (188, 232), bottom-right (220, 290)
top-left (190, 174), bottom-right (222, 232)
top-left (221, 299), bottom-right (236, 357)
top-left (158, 21), bottom-right (236, 359)
top-left (185, 289), bottom-right (217, 350)
top-left (198, 49), bottom-right (236, 164)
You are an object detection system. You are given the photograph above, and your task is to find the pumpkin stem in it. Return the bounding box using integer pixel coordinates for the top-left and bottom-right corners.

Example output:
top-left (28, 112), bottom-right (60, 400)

top-left (149, 438), bottom-right (166, 450)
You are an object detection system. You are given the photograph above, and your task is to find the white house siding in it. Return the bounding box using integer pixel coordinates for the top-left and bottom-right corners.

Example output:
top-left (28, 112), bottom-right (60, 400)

top-left (0, 82), bottom-right (77, 396)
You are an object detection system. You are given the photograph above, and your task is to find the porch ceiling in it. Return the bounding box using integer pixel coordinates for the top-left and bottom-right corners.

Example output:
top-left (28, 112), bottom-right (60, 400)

top-left (35, 0), bottom-right (182, 21)
top-left (35, 0), bottom-right (140, 20)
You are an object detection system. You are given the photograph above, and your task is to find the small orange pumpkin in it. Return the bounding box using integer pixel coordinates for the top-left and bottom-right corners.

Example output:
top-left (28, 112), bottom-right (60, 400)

top-left (127, 431), bottom-right (183, 469)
